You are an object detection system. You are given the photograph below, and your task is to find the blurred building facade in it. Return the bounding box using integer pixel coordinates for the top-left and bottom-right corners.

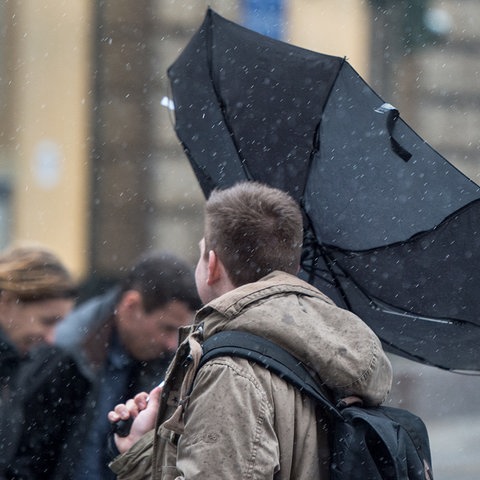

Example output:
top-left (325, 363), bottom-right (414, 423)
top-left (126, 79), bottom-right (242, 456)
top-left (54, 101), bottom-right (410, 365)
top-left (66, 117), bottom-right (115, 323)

top-left (0, 1), bottom-right (91, 277)
top-left (2, 0), bottom-right (478, 284)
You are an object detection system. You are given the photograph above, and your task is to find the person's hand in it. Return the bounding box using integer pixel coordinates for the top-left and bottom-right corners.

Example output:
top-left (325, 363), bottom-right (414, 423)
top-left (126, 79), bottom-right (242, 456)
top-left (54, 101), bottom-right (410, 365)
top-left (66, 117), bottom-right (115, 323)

top-left (108, 385), bottom-right (163, 453)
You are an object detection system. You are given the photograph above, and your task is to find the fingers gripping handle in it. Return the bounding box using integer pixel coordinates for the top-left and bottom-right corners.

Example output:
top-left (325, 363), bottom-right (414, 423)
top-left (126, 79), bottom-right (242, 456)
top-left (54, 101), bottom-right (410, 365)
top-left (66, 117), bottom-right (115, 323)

top-left (112, 417), bottom-right (134, 437)
top-left (111, 381), bottom-right (164, 437)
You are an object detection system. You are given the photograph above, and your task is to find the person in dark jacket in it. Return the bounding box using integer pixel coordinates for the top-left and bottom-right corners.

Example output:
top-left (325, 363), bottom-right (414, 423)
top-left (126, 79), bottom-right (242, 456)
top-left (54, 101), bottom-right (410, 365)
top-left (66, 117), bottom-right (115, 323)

top-left (7, 250), bottom-right (201, 480)
top-left (3, 345), bottom-right (89, 480)
top-left (0, 245), bottom-right (77, 478)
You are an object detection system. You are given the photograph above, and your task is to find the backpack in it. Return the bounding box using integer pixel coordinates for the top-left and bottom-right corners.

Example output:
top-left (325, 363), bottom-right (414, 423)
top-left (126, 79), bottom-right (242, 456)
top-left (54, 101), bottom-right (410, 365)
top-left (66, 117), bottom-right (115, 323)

top-left (200, 330), bottom-right (434, 480)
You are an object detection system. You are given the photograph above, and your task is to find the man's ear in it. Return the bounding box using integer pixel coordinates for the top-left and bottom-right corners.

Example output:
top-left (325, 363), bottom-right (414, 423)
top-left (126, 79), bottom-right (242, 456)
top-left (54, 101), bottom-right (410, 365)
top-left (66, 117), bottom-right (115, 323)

top-left (207, 250), bottom-right (222, 285)
top-left (116, 290), bottom-right (143, 317)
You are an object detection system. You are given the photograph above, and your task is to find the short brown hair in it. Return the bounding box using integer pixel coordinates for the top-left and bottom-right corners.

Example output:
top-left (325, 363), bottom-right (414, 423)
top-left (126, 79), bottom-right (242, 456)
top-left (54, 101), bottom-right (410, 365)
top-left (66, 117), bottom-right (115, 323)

top-left (119, 250), bottom-right (201, 313)
top-left (0, 246), bottom-right (77, 302)
top-left (204, 182), bottom-right (303, 287)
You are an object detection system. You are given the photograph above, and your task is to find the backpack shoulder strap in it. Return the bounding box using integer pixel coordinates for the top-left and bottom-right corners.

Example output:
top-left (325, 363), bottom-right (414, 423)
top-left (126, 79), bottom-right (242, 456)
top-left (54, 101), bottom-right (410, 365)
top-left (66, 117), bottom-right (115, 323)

top-left (200, 330), bottom-right (342, 419)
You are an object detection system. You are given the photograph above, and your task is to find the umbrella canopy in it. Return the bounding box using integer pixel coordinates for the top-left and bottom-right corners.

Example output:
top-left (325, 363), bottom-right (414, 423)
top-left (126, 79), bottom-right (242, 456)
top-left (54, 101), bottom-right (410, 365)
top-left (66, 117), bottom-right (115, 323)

top-left (168, 8), bottom-right (480, 371)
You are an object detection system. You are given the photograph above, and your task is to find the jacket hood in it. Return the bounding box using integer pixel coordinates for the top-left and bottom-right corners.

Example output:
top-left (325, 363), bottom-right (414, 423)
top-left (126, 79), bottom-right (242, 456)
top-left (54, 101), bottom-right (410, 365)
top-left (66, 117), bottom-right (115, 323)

top-left (196, 271), bottom-right (391, 403)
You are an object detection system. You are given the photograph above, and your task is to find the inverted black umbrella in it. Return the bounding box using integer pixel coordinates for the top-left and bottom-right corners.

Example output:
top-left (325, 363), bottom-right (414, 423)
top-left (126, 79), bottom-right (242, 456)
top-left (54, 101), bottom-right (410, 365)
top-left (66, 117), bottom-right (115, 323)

top-left (167, 8), bottom-right (480, 371)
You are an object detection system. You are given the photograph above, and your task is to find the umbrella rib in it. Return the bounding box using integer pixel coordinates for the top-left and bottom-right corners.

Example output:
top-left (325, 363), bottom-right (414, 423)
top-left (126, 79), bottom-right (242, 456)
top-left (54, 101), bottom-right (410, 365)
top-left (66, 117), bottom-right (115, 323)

top-left (303, 229), bottom-right (475, 328)
top-left (300, 57), bottom-right (347, 202)
top-left (302, 220), bottom-right (353, 311)
top-left (332, 259), bottom-right (472, 328)
top-left (370, 298), bottom-right (468, 327)
top-left (205, 10), bottom-right (254, 183)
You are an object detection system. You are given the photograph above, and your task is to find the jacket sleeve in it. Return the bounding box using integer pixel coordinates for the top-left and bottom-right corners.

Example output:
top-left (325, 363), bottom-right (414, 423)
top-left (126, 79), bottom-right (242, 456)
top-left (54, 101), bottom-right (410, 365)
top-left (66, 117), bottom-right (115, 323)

top-left (176, 358), bottom-right (280, 479)
top-left (108, 429), bottom-right (155, 480)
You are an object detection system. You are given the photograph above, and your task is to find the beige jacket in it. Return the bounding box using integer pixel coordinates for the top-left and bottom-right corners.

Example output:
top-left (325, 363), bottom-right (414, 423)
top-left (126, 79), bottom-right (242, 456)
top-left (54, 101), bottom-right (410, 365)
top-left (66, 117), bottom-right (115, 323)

top-left (110, 271), bottom-right (392, 479)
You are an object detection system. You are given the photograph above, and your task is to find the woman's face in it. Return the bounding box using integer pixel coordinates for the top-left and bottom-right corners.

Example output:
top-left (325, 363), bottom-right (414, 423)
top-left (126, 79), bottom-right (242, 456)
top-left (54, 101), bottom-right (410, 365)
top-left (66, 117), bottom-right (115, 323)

top-left (0, 295), bottom-right (74, 355)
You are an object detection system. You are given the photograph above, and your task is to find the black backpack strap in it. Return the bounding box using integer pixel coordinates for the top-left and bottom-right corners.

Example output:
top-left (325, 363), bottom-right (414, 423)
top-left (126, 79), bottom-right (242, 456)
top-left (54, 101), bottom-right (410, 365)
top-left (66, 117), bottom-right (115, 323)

top-left (200, 330), bottom-right (343, 420)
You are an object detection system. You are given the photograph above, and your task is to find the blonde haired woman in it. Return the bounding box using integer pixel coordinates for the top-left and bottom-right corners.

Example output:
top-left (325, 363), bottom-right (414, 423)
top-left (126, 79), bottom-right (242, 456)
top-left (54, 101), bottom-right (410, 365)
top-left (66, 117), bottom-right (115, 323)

top-left (0, 245), bottom-right (78, 478)
top-left (0, 245), bottom-right (77, 357)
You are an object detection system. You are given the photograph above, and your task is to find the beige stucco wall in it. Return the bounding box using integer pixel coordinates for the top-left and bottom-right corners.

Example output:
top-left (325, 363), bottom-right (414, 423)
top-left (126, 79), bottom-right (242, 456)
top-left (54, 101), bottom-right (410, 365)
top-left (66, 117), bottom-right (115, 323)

top-left (287, 0), bottom-right (371, 78)
top-left (9, 1), bottom-right (92, 277)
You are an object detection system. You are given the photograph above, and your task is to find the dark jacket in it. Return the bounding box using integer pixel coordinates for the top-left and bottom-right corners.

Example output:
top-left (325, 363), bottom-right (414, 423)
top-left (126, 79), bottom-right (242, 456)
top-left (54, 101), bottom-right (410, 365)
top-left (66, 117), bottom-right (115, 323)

top-left (57, 287), bottom-right (172, 479)
top-left (0, 321), bottom-right (90, 479)
top-left (0, 328), bottom-right (25, 477)
top-left (2, 345), bottom-right (90, 480)
top-left (0, 329), bottom-right (21, 392)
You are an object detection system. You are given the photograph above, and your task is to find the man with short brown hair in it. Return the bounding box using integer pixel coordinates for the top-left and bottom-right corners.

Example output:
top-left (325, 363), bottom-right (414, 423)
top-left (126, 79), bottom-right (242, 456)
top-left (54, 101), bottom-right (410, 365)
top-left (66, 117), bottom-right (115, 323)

top-left (109, 182), bottom-right (392, 479)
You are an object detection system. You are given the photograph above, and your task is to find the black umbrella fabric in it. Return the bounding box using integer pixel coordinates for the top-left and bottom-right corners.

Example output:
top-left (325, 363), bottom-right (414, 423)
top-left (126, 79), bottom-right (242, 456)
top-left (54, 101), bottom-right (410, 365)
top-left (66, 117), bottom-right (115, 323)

top-left (168, 8), bottom-right (480, 371)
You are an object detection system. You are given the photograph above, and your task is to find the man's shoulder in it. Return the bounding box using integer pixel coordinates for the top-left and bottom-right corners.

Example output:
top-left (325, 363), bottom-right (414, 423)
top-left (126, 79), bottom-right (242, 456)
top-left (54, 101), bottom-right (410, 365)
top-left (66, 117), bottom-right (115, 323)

top-left (55, 287), bottom-right (120, 347)
top-left (207, 271), bottom-right (334, 315)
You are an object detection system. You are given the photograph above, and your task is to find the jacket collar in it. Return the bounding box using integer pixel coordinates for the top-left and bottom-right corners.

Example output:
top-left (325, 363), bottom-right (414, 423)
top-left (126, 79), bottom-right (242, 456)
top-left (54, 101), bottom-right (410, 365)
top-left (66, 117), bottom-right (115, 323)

top-left (195, 271), bottom-right (333, 323)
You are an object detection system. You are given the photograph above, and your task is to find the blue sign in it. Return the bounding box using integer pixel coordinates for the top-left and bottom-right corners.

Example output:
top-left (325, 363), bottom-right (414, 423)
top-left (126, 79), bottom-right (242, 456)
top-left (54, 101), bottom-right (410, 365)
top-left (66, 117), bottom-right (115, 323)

top-left (242, 0), bottom-right (285, 40)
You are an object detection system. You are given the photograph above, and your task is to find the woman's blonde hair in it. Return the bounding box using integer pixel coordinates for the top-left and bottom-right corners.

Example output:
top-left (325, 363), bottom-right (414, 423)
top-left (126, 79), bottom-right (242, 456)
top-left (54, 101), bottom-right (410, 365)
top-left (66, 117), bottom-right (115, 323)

top-left (0, 245), bottom-right (77, 302)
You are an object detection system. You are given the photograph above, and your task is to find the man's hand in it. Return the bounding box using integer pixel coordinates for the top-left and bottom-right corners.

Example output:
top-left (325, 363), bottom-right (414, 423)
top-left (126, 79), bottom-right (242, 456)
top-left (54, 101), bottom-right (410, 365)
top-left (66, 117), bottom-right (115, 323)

top-left (108, 385), bottom-right (163, 454)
